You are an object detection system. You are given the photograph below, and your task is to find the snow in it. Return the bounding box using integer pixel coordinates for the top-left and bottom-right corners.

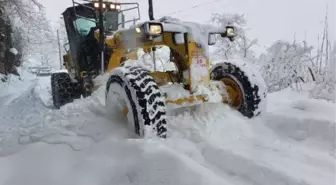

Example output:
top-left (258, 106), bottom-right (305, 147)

top-left (0, 67), bottom-right (335, 185)
top-left (9, 48), bottom-right (18, 55)
top-left (194, 84), bottom-right (223, 103)
top-left (158, 16), bottom-right (224, 57)
top-left (0, 69), bottom-right (36, 105)
top-left (51, 69), bottom-right (68, 74)
top-left (160, 84), bottom-right (191, 100)
top-left (160, 82), bottom-right (223, 110)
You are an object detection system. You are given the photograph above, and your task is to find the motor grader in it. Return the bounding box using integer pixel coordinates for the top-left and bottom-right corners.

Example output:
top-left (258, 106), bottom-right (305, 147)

top-left (51, 0), bottom-right (267, 138)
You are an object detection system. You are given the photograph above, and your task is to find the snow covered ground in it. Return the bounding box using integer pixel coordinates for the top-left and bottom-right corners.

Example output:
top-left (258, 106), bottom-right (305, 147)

top-left (0, 72), bottom-right (335, 185)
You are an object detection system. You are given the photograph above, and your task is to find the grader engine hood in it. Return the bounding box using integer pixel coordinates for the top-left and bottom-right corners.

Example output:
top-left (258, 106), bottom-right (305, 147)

top-left (95, 19), bottom-right (235, 50)
top-left (94, 18), bottom-right (236, 92)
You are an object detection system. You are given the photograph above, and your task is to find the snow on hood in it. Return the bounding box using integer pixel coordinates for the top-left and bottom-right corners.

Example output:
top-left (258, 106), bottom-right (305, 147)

top-left (159, 16), bottom-right (225, 58)
top-left (130, 16), bottom-right (226, 58)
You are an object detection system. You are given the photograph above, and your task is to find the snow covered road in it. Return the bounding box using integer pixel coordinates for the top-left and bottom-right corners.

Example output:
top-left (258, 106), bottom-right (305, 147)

top-left (0, 75), bottom-right (335, 185)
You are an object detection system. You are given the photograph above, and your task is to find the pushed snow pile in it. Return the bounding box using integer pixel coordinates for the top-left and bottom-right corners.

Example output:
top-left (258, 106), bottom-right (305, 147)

top-left (121, 47), bottom-right (173, 72)
top-left (265, 88), bottom-right (336, 150)
top-left (0, 70), bottom-right (36, 105)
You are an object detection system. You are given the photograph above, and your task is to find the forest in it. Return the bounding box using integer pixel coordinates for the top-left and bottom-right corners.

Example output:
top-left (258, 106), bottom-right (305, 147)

top-left (0, 0), bottom-right (53, 81)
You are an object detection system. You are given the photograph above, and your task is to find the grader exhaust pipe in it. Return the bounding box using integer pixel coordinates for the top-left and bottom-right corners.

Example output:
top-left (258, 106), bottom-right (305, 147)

top-left (148, 0), bottom-right (154, 20)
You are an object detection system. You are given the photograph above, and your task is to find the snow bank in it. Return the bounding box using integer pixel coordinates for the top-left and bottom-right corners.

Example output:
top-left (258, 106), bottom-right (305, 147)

top-left (0, 138), bottom-right (234, 185)
top-left (264, 88), bottom-right (336, 150)
top-left (0, 69), bottom-right (36, 105)
top-left (310, 81), bottom-right (336, 103)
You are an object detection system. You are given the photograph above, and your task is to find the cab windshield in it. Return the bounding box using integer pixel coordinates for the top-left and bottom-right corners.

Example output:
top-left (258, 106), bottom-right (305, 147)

top-left (73, 11), bottom-right (119, 36)
top-left (73, 18), bottom-right (97, 36)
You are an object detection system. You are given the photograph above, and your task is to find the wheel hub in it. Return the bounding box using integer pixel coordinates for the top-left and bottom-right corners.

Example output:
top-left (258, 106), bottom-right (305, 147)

top-left (221, 77), bottom-right (243, 109)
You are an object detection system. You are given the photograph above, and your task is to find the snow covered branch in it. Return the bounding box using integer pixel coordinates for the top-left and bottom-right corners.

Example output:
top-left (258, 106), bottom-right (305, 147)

top-left (259, 40), bottom-right (315, 92)
top-left (210, 13), bottom-right (258, 62)
top-left (0, 0), bottom-right (42, 23)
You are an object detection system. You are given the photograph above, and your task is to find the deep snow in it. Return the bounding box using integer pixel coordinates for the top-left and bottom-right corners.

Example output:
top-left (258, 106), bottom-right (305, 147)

top-left (0, 72), bottom-right (335, 185)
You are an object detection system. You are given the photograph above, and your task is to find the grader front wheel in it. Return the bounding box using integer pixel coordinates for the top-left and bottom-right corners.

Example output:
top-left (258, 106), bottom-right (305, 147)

top-left (105, 66), bottom-right (167, 138)
top-left (211, 62), bottom-right (266, 118)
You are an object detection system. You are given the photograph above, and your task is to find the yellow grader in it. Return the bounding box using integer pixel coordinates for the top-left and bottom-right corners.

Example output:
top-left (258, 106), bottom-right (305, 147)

top-left (51, 0), bottom-right (267, 138)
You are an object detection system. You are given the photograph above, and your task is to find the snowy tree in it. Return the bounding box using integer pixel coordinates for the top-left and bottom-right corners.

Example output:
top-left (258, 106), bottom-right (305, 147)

top-left (309, 41), bottom-right (335, 102)
top-left (0, 0), bottom-right (42, 23)
top-left (328, 43), bottom-right (336, 80)
top-left (259, 40), bottom-right (314, 92)
top-left (307, 10), bottom-right (335, 103)
top-left (210, 13), bottom-right (258, 62)
top-left (0, 0), bottom-right (55, 76)
top-left (9, 6), bottom-right (57, 68)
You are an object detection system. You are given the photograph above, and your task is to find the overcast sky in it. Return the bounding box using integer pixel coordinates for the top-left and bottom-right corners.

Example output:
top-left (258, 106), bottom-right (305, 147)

top-left (40, 0), bottom-right (335, 53)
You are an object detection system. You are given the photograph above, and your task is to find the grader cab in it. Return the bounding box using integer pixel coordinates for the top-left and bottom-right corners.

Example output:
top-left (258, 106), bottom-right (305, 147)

top-left (51, 0), bottom-right (267, 138)
top-left (54, 0), bottom-right (140, 98)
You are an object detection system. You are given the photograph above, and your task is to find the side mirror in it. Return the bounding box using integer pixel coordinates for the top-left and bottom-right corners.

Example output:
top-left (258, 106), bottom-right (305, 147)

top-left (208, 34), bottom-right (217, 45)
top-left (173, 33), bottom-right (185, 45)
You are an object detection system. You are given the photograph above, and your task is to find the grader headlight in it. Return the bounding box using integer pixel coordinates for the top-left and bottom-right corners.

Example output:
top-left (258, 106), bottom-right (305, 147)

top-left (92, 1), bottom-right (120, 11)
top-left (93, 1), bottom-right (107, 9)
top-left (135, 27), bottom-right (141, 33)
top-left (144, 23), bottom-right (163, 36)
top-left (225, 26), bottom-right (234, 37)
top-left (149, 24), bottom-right (162, 35)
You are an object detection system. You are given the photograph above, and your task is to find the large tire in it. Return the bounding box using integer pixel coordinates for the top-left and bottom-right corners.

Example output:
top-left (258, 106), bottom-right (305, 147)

top-left (211, 61), bottom-right (267, 118)
top-left (51, 72), bottom-right (81, 109)
top-left (105, 66), bottom-right (167, 138)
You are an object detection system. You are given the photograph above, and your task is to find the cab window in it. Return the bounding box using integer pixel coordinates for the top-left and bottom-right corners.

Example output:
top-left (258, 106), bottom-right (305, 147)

top-left (73, 18), bottom-right (96, 36)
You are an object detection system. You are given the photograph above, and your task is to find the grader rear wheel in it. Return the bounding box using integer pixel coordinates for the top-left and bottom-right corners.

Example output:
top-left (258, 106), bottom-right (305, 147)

top-left (51, 72), bottom-right (81, 109)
